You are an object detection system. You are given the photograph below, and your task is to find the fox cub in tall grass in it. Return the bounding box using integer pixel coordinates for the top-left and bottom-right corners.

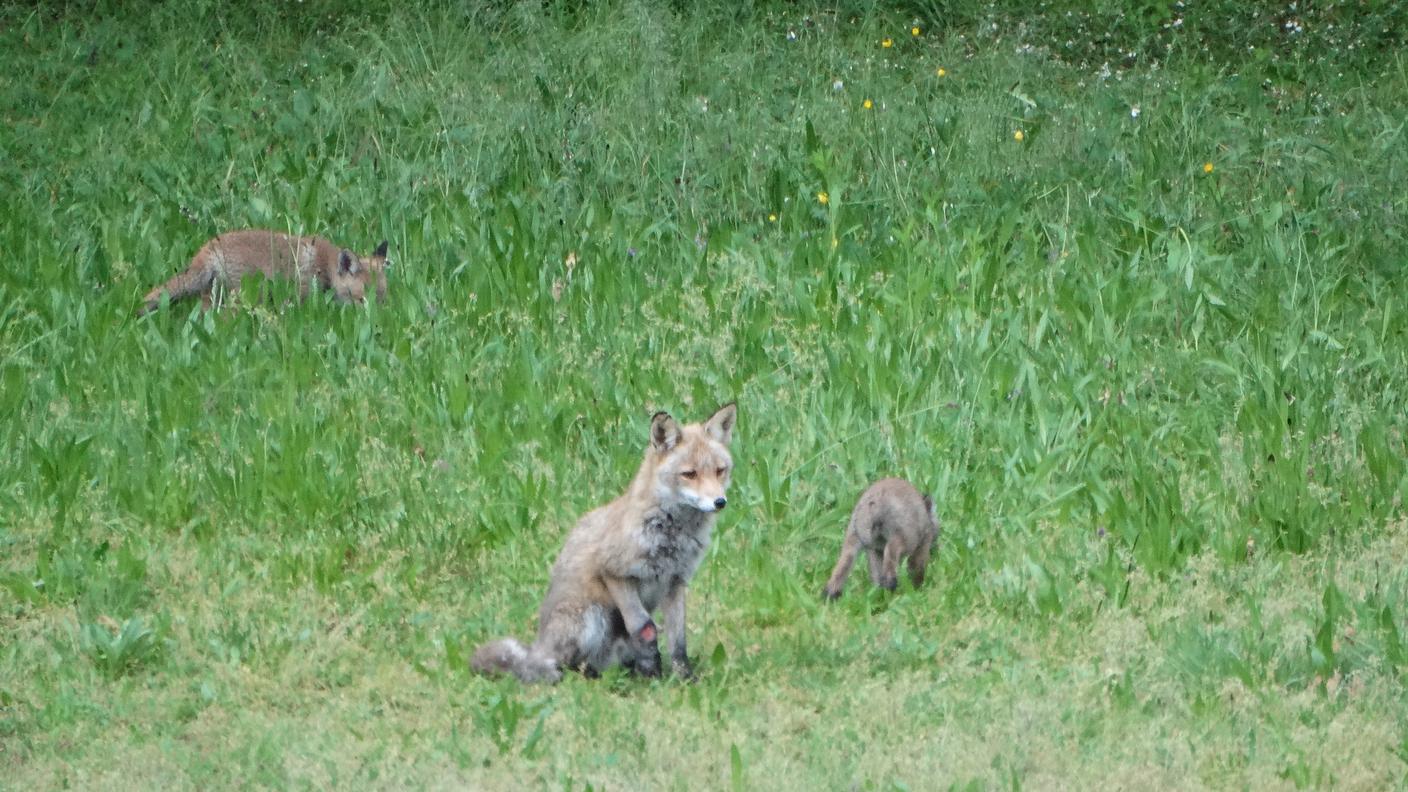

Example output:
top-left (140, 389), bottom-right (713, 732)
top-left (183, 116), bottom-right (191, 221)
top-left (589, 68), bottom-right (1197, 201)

top-left (138, 229), bottom-right (388, 316)
top-left (823, 477), bottom-right (939, 599)
top-left (472, 403), bottom-right (738, 684)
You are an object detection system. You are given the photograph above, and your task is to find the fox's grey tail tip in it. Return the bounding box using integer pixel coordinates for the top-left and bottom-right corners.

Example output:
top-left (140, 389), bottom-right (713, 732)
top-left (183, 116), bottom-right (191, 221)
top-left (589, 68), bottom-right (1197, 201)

top-left (470, 638), bottom-right (562, 684)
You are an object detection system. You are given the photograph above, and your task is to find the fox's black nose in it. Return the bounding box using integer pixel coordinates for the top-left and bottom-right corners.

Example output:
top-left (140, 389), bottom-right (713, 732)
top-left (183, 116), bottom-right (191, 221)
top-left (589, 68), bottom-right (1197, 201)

top-left (714, 497), bottom-right (727, 511)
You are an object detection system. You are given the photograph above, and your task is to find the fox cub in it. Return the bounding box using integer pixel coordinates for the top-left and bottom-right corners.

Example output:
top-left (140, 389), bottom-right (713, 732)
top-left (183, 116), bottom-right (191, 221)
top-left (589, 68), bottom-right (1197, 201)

top-left (823, 477), bottom-right (939, 599)
top-left (472, 403), bottom-right (738, 684)
top-left (138, 229), bottom-right (388, 316)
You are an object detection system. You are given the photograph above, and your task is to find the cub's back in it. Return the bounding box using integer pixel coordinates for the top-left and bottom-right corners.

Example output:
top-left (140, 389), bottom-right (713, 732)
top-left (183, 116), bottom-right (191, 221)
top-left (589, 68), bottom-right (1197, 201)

top-left (200, 229), bottom-right (308, 277)
top-left (850, 477), bottom-right (933, 545)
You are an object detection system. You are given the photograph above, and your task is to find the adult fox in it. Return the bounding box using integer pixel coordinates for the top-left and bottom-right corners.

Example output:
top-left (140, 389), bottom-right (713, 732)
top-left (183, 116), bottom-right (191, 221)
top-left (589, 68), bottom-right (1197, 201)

top-left (472, 404), bottom-right (738, 684)
top-left (138, 229), bottom-right (388, 315)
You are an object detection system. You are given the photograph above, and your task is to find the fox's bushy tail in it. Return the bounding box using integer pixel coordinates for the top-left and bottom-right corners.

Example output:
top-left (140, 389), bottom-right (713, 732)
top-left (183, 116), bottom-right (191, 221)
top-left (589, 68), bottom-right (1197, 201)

top-left (138, 262), bottom-right (216, 316)
top-left (470, 638), bottom-right (562, 684)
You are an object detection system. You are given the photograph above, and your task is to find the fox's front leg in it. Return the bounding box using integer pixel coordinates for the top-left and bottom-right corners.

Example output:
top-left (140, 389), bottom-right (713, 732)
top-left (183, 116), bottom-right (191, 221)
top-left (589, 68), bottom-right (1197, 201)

top-left (602, 574), bottom-right (662, 677)
top-left (661, 583), bottom-right (695, 681)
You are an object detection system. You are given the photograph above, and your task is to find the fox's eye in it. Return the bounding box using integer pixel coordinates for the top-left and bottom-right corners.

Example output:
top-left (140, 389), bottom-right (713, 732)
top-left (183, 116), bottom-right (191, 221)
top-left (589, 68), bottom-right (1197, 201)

top-left (681, 470), bottom-right (697, 479)
top-left (716, 467), bottom-right (727, 477)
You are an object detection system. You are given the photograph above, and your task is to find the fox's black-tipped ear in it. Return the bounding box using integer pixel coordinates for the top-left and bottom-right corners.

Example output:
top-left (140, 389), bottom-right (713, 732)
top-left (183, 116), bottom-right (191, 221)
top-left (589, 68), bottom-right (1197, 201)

top-left (373, 240), bottom-right (388, 258)
top-left (650, 411), bottom-right (682, 453)
top-left (339, 250), bottom-right (359, 275)
top-left (704, 402), bottom-right (737, 445)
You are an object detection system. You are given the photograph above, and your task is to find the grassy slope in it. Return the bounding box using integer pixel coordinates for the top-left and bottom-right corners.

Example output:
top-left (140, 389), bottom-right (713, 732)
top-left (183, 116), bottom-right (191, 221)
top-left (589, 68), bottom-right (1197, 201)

top-left (2, 2), bottom-right (1407, 789)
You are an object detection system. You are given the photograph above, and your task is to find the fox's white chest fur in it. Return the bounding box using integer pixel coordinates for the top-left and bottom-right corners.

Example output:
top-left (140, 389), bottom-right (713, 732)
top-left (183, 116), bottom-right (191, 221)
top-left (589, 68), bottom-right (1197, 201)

top-left (628, 506), bottom-right (712, 607)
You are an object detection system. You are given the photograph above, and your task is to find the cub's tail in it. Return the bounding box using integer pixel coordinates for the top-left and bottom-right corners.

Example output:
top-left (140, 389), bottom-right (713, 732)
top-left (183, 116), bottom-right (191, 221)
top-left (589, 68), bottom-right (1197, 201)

top-left (470, 638), bottom-right (562, 684)
top-left (138, 262), bottom-right (216, 316)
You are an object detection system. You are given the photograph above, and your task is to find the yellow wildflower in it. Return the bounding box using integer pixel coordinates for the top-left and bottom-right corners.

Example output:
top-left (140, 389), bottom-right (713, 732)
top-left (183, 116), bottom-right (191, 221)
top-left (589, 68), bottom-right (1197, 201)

top-left (863, 98), bottom-right (873, 110)
top-left (911, 26), bottom-right (921, 36)
top-left (768, 213), bottom-right (778, 223)
top-left (936, 67), bottom-right (947, 77)
top-left (882, 38), bottom-right (893, 48)
top-left (1203, 162), bottom-right (1215, 174)
top-left (817, 191), bottom-right (829, 206)
top-left (1014, 130), bottom-right (1025, 142)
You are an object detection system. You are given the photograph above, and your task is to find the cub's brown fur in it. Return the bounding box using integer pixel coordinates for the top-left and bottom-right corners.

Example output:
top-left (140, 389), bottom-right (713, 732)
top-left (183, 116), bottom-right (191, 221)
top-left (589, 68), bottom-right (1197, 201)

top-left (471, 404), bottom-right (738, 684)
top-left (823, 477), bottom-right (939, 599)
top-left (138, 229), bottom-right (388, 316)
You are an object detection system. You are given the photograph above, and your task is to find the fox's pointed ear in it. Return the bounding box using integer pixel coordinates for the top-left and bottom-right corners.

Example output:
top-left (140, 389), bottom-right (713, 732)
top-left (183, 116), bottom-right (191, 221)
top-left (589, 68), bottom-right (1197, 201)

top-left (373, 240), bottom-right (389, 258)
top-left (339, 250), bottom-right (359, 275)
top-left (650, 411), bottom-right (682, 453)
top-left (704, 402), bottom-right (737, 445)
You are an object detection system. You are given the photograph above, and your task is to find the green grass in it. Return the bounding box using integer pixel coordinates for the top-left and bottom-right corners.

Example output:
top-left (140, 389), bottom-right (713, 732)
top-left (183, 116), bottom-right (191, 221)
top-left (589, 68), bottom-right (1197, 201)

top-left (2, 1), bottom-right (1407, 789)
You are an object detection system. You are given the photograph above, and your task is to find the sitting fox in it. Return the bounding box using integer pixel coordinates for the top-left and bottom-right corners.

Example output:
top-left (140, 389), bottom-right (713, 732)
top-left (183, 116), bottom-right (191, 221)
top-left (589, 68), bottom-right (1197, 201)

top-left (472, 403), bottom-right (738, 684)
top-left (137, 229), bottom-right (388, 316)
top-left (823, 477), bottom-right (939, 599)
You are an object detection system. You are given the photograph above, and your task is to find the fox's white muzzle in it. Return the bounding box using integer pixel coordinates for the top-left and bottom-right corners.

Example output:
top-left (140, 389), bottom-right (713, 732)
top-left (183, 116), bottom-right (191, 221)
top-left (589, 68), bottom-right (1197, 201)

top-left (685, 491), bottom-right (727, 512)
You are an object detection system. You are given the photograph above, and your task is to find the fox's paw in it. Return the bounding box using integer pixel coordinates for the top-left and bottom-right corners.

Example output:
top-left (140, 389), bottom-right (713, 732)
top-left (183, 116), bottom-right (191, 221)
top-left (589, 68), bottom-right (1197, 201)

top-left (822, 586), bottom-right (842, 601)
top-left (671, 658), bottom-right (697, 683)
top-left (623, 640), bottom-right (662, 679)
top-left (630, 653), bottom-right (662, 679)
top-left (879, 575), bottom-right (898, 592)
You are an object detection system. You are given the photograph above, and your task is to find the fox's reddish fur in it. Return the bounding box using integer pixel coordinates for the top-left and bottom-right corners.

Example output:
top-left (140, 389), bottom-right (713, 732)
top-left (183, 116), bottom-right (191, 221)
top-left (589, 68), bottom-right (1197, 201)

top-left (138, 229), bottom-right (388, 316)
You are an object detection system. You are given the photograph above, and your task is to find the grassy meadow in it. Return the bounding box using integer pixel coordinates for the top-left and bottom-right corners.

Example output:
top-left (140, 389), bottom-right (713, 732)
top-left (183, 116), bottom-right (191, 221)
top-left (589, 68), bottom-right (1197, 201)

top-left (2, 1), bottom-right (1408, 788)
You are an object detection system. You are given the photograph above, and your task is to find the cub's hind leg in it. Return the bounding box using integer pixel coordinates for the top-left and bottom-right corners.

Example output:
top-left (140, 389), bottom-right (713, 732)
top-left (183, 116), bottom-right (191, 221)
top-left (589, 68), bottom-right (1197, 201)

top-left (908, 528), bottom-right (936, 589)
top-left (878, 536), bottom-right (905, 591)
top-left (867, 543), bottom-right (887, 589)
top-left (823, 529), bottom-right (864, 600)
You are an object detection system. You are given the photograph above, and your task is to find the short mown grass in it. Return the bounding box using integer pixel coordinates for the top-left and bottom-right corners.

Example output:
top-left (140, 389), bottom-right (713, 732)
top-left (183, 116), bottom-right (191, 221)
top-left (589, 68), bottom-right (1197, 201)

top-left (2, 1), bottom-right (1406, 789)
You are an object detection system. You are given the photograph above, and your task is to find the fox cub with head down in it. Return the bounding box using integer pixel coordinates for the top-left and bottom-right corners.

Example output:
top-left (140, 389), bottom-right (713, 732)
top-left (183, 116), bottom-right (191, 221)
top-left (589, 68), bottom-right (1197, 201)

top-left (138, 229), bottom-right (388, 316)
top-left (472, 403), bottom-right (738, 684)
top-left (823, 477), bottom-right (939, 599)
